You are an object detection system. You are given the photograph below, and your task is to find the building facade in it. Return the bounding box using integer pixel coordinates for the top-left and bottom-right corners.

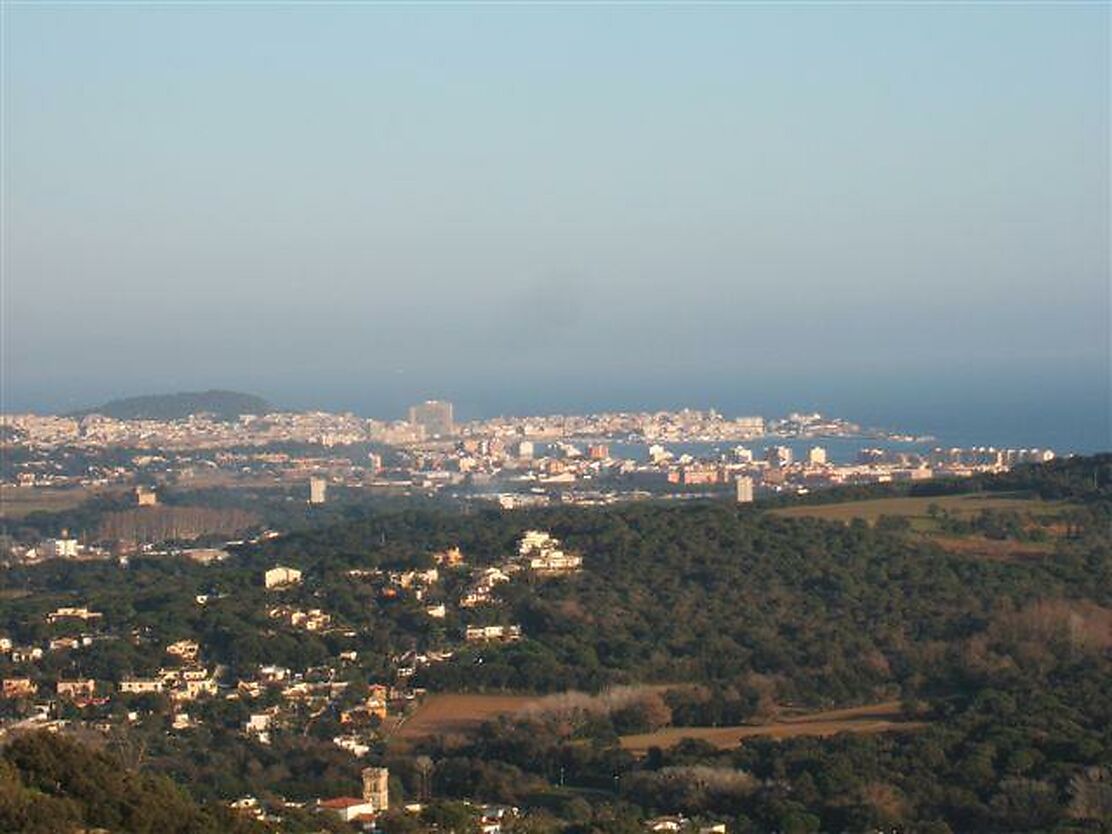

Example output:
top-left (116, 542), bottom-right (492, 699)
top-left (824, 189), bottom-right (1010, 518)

top-left (362, 766), bottom-right (390, 811)
top-left (408, 400), bottom-right (454, 437)
top-left (736, 476), bottom-right (754, 504)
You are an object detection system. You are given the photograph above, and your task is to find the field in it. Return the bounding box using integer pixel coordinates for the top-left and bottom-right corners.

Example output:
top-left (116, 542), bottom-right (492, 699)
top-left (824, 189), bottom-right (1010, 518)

top-left (929, 535), bottom-right (1054, 561)
top-left (619, 702), bottom-right (927, 754)
top-left (390, 693), bottom-right (542, 740)
top-left (766, 492), bottom-right (1069, 561)
top-left (389, 694), bottom-right (928, 754)
top-left (767, 492), bottom-right (1053, 527)
top-left (0, 485), bottom-right (101, 519)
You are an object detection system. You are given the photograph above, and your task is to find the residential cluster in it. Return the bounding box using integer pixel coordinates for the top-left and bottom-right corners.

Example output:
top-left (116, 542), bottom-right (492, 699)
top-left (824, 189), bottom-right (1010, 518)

top-left (0, 529), bottom-right (584, 827)
top-left (231, 765), bottom-right (393, 827)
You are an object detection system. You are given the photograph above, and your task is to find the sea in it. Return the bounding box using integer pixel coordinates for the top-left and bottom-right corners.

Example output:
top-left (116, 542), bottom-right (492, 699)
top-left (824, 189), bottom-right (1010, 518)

top-left (288, 373), bottom-right (1108, 456)
top-left (18, 362), bottom-right (1111, 456)
top-left (333, 363), bottom-right (1110, 456)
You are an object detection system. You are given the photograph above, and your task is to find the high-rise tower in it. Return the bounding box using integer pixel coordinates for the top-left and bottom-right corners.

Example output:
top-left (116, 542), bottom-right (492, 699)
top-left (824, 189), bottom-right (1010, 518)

top-left (736, 476), bottom-right (754, 504)
top-left (407, 400), bottom-right (454, 437)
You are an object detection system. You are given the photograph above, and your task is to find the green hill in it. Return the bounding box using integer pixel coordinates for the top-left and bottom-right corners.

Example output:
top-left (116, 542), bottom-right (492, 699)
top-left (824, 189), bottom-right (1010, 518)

top-left (0, 732), bottom-right (262, 834)
top-left (71, 390), bottom-right (274, 421)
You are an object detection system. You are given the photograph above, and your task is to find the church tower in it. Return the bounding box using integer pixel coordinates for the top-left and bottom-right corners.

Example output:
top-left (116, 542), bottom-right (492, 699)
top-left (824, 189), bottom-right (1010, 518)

top-left (362, 767), bottom-right (389, 811)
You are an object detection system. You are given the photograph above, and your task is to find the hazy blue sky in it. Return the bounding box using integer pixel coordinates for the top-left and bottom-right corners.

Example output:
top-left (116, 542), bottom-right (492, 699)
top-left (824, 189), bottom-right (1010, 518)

top-left (2, 3), bottom-right (1109, 445)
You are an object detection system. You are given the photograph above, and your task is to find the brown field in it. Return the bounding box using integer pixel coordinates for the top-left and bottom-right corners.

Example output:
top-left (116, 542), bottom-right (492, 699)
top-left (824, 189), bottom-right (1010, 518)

top-left (620, 701), bottom-right (927, 754)
top-left (768, 493), bottom-right (1051, 525)
top-left (0, 485), bottom-right (103, 519)
top-left (391, 693), bottom-right (543, 740)
top-left (930, 535), bottom-right (1055, 561)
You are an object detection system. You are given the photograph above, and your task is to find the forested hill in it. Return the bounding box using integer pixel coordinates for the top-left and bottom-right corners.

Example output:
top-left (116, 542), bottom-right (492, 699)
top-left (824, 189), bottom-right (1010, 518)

top-left (69, 389), bottom-right (274, 420)
top-left (0, 456), bottom-right (1107, 832)
top-left (245, 459), bottom-right (1109, 698)
top-left (0, 732), bottom-right (262, 834)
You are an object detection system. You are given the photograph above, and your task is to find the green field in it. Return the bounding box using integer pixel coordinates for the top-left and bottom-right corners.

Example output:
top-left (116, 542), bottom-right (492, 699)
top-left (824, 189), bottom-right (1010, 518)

top-left (768, 492), bottom-right (1070, 560)
top-left (0, 486), bottom-right (98, 519)
top-left (768, 492), bottom-right (1059, 527)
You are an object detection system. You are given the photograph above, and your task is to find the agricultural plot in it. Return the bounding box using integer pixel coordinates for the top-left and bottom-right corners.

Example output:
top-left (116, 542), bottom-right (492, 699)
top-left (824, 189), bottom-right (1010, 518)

top-left (0, 486), bottom-right (99, 519)
top-left (768, 493), bottom-right (1055, 525)
top-left (619, 701), bottom-right (927, 754)
top-left (391, 693), bottom-right (542, 740)
top-left (768, 492), bottom-right (1069, 561)
top-left (928, 535), bottom-right (1055, 560)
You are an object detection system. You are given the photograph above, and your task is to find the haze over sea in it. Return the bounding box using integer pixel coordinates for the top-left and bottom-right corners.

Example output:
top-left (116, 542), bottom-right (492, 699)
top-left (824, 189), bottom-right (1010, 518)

top-left (4, 5), bottom-right (1108, 456)
top-left (10, 354), bottom-right (1108, 454)
top-left (10, 356), bottom-right (1107, 455)
top-left (265, 360), bottom-right (1108, 455)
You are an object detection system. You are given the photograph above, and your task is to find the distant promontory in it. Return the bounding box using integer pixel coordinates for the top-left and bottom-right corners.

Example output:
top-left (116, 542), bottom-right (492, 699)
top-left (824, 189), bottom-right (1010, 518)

top-left (70, 390), bottom-right (274, 421)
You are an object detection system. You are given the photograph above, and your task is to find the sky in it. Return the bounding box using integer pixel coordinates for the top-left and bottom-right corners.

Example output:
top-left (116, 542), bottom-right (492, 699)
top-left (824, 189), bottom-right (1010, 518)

top-left (2, 3), bottom-right (1109, 447)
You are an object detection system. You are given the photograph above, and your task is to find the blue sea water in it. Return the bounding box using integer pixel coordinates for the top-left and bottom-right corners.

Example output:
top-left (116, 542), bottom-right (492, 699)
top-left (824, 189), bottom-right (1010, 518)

top-left (334, 364), bottom-right (1110, 456)
top-left (16, 360), bottom-right (1111, 456)
top-left (270, 366), bottom-right (1111, 456)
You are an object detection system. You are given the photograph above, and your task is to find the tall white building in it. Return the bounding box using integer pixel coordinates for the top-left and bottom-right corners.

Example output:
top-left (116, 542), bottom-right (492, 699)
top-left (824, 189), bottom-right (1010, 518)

top-left (808, 446), bottom-right (827, 466)
top-left (408, 400), bottom-right (454, 437)
top-left (42, 538), bottom-right (79, 558)
top-left (766, 446), bottom-right (793, 468)
top-left (733, 446), bottom-right (754, 463)
top-left (735, 476), bottom-right (754, 504)
top-left (309, 476), bottom-right (327, 504)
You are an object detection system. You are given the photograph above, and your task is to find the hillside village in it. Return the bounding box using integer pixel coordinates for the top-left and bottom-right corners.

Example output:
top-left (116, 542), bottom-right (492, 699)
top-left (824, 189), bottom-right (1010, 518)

top-left (0, 530), bottom-right (584, 828)
top-left (0, 455), bottom-right (1108, 833)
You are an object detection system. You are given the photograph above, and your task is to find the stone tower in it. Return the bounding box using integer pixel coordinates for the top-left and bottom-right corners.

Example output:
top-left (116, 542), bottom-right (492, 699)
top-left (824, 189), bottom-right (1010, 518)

top-left (362, 766), bottom-right (389, 811)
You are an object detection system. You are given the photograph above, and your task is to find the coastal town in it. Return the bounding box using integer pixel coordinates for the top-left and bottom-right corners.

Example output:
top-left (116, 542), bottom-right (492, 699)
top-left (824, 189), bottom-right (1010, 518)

top-left (1, 400), bottom-right (1054, 521)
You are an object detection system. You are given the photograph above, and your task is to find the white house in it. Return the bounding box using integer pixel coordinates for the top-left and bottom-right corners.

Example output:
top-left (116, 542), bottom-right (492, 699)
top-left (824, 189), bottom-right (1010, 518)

top-left (264, 566), bottom-right (302, 589)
